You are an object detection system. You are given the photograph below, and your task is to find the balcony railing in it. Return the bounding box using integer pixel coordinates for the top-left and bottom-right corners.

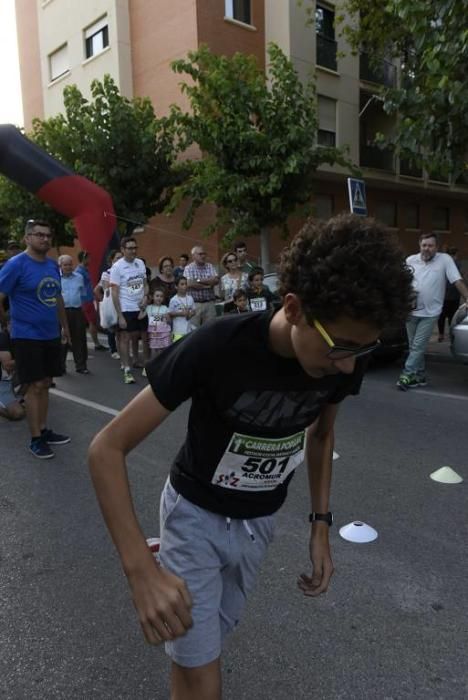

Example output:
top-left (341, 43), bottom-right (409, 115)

top-left (360, 53), bottom-right (396, 88)
top-left (316, 34), bottom-right (337, 71)
top-left (360, 145), bottom-right (395, 172)
top-left (400, 159), bottom-right (423, 178)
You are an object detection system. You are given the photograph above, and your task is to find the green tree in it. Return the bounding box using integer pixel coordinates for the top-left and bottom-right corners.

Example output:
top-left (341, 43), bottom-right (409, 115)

top-left (0, 175), bottom-right (72, 247)
top-left (0, 75), bottom-right (177, 246)
top-left (302, 0), bottom-right (468, 179)
top-left (167, 43), bottom-right (352, 269)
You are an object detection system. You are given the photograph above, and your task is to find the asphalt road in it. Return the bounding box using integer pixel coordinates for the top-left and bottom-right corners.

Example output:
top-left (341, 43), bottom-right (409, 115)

top-left (1, 339), bottom-right (467, 700)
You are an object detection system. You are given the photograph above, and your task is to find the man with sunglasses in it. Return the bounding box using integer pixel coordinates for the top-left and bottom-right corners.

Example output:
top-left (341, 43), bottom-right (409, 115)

top-left (110, 236), bottom-right (150, 384)
top-left (89, 214), bottom-right (414, 700)
top-left (0, 219), bottom-right (71, 459)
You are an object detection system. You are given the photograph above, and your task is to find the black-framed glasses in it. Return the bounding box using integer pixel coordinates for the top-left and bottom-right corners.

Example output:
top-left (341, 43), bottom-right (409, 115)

top-left (313, 319), bottom-right (380, 360)
top-left (30, 232), bottom-right (52, 239)
top-left (125, 246), bottom-right (138, 251)
top-left (226, 257), bottom-right (237, 263)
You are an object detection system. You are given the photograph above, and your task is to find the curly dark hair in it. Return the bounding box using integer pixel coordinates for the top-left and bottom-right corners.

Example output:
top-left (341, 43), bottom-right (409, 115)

top-left (278, 213), bottom-right (415, 327)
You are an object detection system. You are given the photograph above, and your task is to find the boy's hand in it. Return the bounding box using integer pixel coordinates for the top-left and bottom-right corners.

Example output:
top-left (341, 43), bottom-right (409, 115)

top-left (297, 524), bottom-right (334, 597)
top-left (127, 561), bottom-right (193, 645)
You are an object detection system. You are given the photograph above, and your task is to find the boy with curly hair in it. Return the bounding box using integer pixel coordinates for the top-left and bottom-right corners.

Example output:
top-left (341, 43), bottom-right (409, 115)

top-left (89, 214), bottom-right (414, 700)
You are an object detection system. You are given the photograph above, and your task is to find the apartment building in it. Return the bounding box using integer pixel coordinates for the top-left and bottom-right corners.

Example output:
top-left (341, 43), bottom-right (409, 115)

top-left (15, 0), bottom-right (468, 266)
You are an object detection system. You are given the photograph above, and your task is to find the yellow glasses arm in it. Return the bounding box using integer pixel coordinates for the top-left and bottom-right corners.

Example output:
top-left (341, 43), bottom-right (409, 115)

top-left (313, 319), bottom-right (335, 348)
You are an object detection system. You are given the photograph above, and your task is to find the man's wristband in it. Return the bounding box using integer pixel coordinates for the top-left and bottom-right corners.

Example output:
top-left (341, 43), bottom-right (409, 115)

top-left (309, 512), bottom-right (333, 526)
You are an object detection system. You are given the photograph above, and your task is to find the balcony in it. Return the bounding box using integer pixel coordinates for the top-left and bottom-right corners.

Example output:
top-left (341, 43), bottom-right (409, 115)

top-left (316, 34), bottom-right (337, 72)
top-left (399, 159), bottom-right (423, 178)
top-left (360, 145), bottom-right (395, 172)
top-left (360, 53), bottom-right (396, 88)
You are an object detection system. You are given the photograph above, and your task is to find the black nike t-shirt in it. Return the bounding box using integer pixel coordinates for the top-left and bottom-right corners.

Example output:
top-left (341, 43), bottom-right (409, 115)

top-left (147, 311), bottom-right (366, 518)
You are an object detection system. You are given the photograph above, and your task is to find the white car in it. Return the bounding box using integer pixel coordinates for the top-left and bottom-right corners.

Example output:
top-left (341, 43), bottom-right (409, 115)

top-left (450, 306), bottom-right (468, 363)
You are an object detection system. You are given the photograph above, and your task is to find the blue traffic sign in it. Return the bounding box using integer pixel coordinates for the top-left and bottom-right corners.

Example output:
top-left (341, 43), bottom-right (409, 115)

top-left (347, 178), bottom-right (367, 216)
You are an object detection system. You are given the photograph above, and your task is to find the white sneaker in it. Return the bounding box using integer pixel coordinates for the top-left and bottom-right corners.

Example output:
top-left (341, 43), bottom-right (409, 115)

top-left (111, 352), bottom-right (120, 360)
top-left (142, 368), bottom-right (147, 377)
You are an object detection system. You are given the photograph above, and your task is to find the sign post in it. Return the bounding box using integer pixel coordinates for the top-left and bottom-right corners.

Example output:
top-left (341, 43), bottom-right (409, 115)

top-left (347, 177), bottom-right (367, 216)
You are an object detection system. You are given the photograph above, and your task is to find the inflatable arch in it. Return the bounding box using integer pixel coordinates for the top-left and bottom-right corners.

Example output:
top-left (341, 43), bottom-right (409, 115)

top-left (0, 124), bottom-right (116, 284)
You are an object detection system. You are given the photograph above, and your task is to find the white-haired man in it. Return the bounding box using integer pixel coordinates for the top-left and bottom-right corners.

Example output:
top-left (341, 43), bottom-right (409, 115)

top-left (184, 246), bottom-right (219, 327)
top-left (59, 255), bottom-right (89, 375)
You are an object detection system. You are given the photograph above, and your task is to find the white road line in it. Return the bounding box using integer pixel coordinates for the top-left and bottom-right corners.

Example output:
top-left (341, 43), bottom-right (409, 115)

top-left (50, 388), bottom-right (119, 416)
top-left (416, 389), bottom-right (468, 402)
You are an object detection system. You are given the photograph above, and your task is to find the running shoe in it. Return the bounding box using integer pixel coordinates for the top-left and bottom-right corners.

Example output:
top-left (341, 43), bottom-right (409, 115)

top-left (94, 344), bottom-right (107, 351)
top-left (124, 370), bottom-right (135, 384)
top-left (396, 374), bottom-right (419, 391)
top-left (76, 368), bottom-right (90, 374)
top-left (41, 428), bottom-right (71, 445)
top-left (111, 352), bottom-right (120, 360)
top-left (414, 375), bottom-right (427, 387)
top-left (30, 437), bottom-right (54, 459)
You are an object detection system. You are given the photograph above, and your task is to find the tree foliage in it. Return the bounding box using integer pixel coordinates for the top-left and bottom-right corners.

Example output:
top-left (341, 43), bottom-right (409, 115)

top-left (167, 43), bottom-right (352, 247)
top-left (0, 75), bottom-right (177, 246)
top-left (302, 0), bottom-right (468, 179)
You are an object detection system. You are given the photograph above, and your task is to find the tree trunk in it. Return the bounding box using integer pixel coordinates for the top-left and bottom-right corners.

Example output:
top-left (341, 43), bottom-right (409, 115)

top-left (260, 227), bottom-right (271, 273)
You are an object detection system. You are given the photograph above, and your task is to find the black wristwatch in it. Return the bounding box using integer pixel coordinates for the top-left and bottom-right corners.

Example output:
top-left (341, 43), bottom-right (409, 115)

top-left (309, 511), bottom-right (333, 526)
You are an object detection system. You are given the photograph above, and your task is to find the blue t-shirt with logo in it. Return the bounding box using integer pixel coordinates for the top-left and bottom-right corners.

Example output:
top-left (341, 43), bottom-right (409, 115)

top-left (0, 252), bottom-right (61, 340)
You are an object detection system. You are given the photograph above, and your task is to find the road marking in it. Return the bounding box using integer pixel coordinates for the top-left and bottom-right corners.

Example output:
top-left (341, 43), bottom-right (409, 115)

top-left (412, 389), bottom-right (468, 402)
top-left (50, 388), bottom-right (119, 417)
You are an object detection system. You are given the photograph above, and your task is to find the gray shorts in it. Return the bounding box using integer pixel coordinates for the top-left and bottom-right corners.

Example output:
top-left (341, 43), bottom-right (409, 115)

top-left (0, 380), bottom-right (16, 409)
top-left (159, 479), bottom-right (276, 668)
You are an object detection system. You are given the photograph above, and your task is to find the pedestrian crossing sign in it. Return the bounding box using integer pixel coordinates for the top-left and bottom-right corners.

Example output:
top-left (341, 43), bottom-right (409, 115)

top-left (347, 178), bottom-right (367, 216)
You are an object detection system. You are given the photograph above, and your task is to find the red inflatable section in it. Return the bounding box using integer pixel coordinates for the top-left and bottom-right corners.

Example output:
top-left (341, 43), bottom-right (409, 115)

top-left (37, 174), bottom-right (116, 285)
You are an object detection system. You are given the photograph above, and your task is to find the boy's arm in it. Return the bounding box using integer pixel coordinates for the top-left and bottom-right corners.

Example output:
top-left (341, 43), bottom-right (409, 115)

top-left (298, 403), bottom-right (338, 598)
top-left (88, 386), bottom-right (193, 645)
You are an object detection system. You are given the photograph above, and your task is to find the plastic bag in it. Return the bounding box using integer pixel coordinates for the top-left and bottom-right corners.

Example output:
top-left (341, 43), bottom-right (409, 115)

top-left (99, 290), bottom-right (118, 329)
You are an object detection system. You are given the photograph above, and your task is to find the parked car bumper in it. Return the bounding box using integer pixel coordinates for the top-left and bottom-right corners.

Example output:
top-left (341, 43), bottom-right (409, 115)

top-left (450, 306), bottom-right (468, 362)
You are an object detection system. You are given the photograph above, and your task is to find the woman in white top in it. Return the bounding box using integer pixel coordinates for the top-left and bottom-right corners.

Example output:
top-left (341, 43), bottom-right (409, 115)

top-left (219, 252), bottom-right (248, 304)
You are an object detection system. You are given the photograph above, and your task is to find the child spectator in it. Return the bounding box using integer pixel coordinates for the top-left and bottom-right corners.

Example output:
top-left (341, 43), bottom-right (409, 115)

top-left (246, 267), bottom-right (274, 312)
top-left (230, 289), bottom-right (250, 314)
top-left (169, 277), bottom-right (196, 341)
top-left (0, 328), bottom-right (25, 421)
top-left (139, 289), bottom-right (172, 360)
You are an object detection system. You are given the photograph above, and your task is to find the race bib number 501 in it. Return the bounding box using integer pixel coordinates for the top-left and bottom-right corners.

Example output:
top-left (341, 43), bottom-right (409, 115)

top-left (211, 431), bottom-right (305, 491)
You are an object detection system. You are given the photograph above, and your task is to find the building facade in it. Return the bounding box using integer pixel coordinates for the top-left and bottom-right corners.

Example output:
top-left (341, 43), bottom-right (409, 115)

top-left (15, 0), bottom-right (468, 267)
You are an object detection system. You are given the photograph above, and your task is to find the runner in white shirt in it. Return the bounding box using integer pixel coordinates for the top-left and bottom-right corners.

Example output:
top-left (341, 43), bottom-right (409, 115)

top-left (169, 277), bottom-right (196, 341)
top-left (397, 232), bottom-right (468, 391)
top-left (110, 236), bottom-right (150, 384)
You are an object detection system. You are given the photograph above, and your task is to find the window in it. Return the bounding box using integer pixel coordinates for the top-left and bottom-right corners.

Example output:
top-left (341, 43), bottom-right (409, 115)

top-left (49, 44), bottom-right (68, 81)
top-left (376, 201), bottom-right (397, 227)
top-left (225, 0), bottom-right (251, 25)
top-left (432, 206), bottom-right (449, 232)
top-left (405, 203), bottom-right (420, 229)
top-left (316, 5), bottom-right (337, 71)
top-left (315, 194), bottom-right (334, 220)
top-left (84, 16), bottom-right (109, 59)
top-left (317, 96), bottom-right (336, 147)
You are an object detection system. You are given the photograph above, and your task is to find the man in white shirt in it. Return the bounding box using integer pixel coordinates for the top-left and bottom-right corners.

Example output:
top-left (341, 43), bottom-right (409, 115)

top-left (110, 237), bottom-right (149, 385)
top-left (397, 232), bottom-right (468, 390)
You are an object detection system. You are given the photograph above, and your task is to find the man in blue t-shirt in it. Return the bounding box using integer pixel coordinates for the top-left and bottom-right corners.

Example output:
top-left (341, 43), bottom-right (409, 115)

top-left (0, 219), bottom-right (72, 459)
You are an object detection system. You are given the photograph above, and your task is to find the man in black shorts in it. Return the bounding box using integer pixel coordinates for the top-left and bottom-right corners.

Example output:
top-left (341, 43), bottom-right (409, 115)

top-left (0, 220), bottom-right (71, 459)
top-left (89, 214), bottom-right (414, 699)
top-left (110, 236), bottom-right (149, 384)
